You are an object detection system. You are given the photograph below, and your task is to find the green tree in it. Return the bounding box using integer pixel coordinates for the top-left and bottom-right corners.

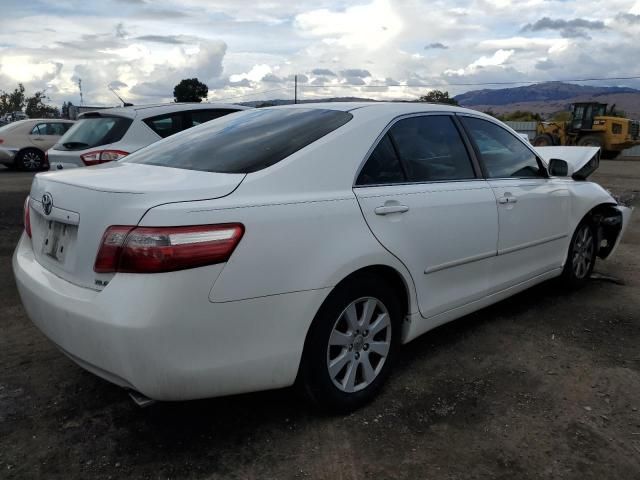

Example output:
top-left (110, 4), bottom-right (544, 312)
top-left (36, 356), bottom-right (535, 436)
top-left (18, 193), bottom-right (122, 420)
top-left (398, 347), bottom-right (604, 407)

top-left (25, 91), bottom-right (60, 118)
top-left (0, 83), bottom-right (26, 115)
top-left (173, 78), bottom-right (209, 103)
top-left (418, 90), bottom-right (458, 105)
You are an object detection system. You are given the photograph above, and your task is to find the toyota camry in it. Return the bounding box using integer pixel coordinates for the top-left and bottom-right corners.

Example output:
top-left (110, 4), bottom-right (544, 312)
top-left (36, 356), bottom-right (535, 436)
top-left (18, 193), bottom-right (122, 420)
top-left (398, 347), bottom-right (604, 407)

top-left (13, 103), bottom-right (632, 411)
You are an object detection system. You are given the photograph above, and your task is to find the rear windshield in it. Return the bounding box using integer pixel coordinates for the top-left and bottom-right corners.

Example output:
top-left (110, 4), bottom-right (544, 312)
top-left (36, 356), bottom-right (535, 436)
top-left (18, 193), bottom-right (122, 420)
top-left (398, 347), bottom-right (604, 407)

top-left (54, 115), bottom-right (132, 151)
top-left (123, 108), bottom-right (353, 173)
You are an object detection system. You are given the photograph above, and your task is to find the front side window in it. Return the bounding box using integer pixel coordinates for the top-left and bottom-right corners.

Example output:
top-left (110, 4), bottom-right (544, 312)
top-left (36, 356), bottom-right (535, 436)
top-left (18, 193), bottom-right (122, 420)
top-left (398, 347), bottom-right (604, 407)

top-left (388, 115), bottom-right (475, 182)
top-left (461, 117), bottom-right (543, 179)
top-left (125, 108), bottom-right (353, 173)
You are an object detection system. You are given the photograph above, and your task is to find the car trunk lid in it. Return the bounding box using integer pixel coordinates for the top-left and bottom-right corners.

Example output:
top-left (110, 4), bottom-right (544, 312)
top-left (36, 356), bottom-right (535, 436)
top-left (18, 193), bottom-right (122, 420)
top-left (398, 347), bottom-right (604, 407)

top-left (28, 162), bottom-right (245, 290)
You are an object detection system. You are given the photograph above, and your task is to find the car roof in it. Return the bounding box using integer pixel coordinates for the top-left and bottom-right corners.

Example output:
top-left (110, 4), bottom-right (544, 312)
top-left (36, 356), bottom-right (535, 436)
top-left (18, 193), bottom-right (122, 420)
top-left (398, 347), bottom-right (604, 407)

top-left (79, 103), bottom-right (251, 120)
top-left (264, 101), bottom-right (484, 118)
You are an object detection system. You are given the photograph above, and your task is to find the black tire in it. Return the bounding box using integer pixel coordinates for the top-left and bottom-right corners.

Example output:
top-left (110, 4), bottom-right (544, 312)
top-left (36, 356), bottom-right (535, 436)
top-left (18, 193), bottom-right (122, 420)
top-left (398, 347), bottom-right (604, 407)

top-left (562, 219), bottom-right (597, 289)
top-left (298, 274), bottom-right (402, 413)
top-left (577, 135), bottom-right (602, 148)
top-left (16, 149), bottom-right (45, 171)
top-left (533, 134), bottom-right (554, 146)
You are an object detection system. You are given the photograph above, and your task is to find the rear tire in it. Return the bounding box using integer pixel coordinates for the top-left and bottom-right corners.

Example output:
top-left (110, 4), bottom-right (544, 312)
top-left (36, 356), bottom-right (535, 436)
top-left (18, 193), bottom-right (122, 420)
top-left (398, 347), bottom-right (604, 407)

top-left (16, 149), bottom-right (45, 171)
top-left (299, 274), bottom-right (402, 413)
top-left (562, 219), bottom-right (597, 289)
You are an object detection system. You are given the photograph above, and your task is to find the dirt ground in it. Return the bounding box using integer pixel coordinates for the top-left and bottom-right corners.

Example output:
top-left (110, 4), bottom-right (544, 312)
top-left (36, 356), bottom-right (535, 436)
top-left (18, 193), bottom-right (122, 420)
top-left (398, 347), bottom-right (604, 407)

top-left (0, 162), bottom-right (639, 480)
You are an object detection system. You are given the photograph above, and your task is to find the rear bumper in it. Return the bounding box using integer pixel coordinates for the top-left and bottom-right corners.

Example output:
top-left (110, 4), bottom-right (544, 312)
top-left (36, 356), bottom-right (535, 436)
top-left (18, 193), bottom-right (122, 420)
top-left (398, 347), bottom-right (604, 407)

top-left (0, 146), bottom-right (18, 165)
top-left (13, 234), bottom-right (330, 400)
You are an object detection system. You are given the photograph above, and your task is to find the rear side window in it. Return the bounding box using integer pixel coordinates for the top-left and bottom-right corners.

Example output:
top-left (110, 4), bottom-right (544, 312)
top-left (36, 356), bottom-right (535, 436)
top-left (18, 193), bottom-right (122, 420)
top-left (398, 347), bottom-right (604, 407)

top-left (54, 116), bottom-right (132, 151)
top-left (357, 134), bottom-right (406, 185)
top-left (461, 117), bottom-right (542, 178)
top-left (389, 116), bottom-right (475, 182)
top-left (125, 108), bottom-right (353, 173)
top-left (189, 109), bottom-right (238, 127)
top-left (144, 113), bottom-right (185, 138)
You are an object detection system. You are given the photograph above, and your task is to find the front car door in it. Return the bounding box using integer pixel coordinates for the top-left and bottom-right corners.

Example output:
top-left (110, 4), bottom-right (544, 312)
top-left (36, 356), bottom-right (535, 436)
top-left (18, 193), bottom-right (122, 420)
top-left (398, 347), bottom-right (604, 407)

top-left (459, 115), bottom-right (570, 293)
top-left (29, 122), bottom-right (70, 150)
top-left (354, 114), bottom-right (499, 320)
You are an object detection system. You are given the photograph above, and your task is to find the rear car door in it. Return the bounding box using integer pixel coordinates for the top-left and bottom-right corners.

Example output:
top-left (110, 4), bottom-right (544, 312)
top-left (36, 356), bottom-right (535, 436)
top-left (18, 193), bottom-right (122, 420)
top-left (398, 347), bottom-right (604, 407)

top-left (459, 115), bottom-right (570, 292)
top-left (354, 114), bottom-right (499, 319)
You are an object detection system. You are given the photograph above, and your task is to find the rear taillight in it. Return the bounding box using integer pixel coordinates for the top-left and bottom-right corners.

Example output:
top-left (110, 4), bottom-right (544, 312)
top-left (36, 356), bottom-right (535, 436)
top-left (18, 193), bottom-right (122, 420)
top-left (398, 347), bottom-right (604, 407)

top-left (44, 150), bottom-right (49, 169)
top-left (0, 139), bottom-right (4, 144)
top-left (80, 149), bottom-right (129, 166)
top-left (23, 196), bottom-right (32, 238)
top-left (94, 224), bottom-right (244, 274)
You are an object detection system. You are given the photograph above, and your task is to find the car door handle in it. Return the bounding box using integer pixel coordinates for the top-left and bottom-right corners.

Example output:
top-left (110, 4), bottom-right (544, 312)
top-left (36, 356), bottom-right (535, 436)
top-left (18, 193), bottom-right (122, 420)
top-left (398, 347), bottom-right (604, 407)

top-left (374, 205), bottom-right (409, 215)
top-left (32, 137), bottom-right (45, 141)
top-left (498, 196), bottom-right (518, 204)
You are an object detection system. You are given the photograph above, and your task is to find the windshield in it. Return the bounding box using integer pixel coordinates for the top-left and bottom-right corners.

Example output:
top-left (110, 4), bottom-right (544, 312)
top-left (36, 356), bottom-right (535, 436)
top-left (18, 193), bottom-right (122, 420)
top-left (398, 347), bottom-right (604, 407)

top-left (124, 108), bottom-right (353, 173)
top-left (53, 115), bottom-right (132, 151)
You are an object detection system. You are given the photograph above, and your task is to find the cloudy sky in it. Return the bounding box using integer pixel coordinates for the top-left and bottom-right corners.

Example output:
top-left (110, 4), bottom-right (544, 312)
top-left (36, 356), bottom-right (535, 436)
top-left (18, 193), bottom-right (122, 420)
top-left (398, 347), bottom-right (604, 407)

top-left (1, 0), bottom-right (640, 107)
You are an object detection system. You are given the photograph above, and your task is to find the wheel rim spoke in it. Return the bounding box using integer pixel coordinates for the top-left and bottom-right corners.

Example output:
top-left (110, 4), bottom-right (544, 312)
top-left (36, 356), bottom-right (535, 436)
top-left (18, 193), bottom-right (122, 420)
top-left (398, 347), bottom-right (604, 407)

top-left (361, 354), bottom-right (376, 383)
top-left (360, 298), bottom-right (376, 328)
top-left (342, 360), bottom-right (357, 392)
top-left (328, 351), bottom-right (350, 378)
top-left (343, 303), bottom-right (359, 332)
top-left (368, 313), bottom-right (389, 337)
top-left (329, 329), bottom-right (352, 347)
top-left (368, 341), bottom-right (390, 357)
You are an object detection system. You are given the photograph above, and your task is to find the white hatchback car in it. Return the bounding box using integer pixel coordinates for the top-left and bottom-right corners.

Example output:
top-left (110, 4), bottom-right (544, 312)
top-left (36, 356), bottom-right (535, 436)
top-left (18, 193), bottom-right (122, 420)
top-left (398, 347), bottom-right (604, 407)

top-left (14, 103), bottom-right (631, 411)
top-left (47, 103), bottom-right (249, 170)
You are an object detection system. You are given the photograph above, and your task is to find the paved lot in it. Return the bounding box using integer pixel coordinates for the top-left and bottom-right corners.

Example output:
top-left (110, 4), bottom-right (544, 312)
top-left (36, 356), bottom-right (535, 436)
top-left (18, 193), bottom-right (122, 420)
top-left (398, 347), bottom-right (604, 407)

top-left (0, 163), bottom-right (639, 479)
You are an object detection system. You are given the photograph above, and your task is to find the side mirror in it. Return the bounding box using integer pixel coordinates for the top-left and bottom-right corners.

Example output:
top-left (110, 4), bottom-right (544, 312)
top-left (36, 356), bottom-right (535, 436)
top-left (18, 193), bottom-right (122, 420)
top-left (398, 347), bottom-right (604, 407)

top-left (548, 158), bottom-right (572, 177)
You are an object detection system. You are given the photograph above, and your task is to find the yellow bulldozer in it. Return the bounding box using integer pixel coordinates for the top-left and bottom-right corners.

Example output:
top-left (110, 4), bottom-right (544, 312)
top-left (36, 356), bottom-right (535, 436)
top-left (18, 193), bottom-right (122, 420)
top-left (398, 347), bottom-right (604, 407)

top-left (533, 102), bottom-right (640, 158)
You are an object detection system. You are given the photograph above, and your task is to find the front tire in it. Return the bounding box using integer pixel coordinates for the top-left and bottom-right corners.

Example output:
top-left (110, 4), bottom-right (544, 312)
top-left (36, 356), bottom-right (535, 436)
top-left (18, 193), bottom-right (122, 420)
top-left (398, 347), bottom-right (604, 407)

top-left (16, 149), bottom-right (45, 171)
top-left (299, 274), bottom-right (402, 412)
top-left (533, 134), bottom-right (554, 146)
top-left (562, 220), bottom-right (597, 288)
top-left (577, 135), bottom-right (602, 148)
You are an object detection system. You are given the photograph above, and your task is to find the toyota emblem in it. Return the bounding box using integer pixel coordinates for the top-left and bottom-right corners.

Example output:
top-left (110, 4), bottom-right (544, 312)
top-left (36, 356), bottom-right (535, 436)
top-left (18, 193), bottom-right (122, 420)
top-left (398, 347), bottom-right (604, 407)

top-left (42, 193), bottom-right (53, 216)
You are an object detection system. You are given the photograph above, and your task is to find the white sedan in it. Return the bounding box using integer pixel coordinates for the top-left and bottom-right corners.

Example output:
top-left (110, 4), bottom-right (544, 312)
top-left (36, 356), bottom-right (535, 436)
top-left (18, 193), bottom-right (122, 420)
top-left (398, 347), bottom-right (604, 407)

top-left (13, 103), bottom-right (631, 411)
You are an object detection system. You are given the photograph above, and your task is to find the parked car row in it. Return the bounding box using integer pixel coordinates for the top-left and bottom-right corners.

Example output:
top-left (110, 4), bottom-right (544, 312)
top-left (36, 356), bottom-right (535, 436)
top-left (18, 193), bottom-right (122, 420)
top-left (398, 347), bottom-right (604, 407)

top-left (0, 103), bottom-right (248, 171)
top-left (13, 102), bottom-right (631, 412)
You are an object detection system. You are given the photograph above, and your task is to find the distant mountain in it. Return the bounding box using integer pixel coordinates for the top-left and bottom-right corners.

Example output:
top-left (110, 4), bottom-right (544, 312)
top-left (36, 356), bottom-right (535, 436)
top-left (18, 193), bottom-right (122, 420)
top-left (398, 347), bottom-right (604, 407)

top-left (454, 81), bottom-right (639, 106)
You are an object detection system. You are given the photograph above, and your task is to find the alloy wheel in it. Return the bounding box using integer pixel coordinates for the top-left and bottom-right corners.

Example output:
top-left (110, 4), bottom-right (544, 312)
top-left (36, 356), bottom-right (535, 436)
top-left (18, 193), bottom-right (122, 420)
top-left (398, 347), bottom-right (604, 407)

top-left (326, 296), bottom-right (392, 393)
top-left (572, 225), bottom-right (594, 279)
top-left (22, 151), bottom-right (42, 170)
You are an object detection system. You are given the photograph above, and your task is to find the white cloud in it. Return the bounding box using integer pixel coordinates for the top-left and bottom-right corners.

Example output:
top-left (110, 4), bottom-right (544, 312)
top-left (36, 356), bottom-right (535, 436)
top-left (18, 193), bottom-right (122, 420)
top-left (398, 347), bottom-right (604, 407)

top-left (445, 49), bottom-right (515, 76)
top-left (295, 0), bottom-right (403, 50)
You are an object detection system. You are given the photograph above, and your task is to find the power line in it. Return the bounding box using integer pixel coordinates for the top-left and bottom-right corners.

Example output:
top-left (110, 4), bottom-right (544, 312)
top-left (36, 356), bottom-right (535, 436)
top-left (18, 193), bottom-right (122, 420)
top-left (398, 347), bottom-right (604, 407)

top-left (299, 75), bottom-right (640, 89)
top-left (213, 87), bottom-right (291, 102)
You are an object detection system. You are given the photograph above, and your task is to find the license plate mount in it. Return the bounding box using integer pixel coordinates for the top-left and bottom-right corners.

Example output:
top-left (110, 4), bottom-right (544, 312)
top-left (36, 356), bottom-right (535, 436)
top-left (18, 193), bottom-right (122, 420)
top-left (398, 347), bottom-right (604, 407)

top-left (43, 220), bottom-right (71, 262)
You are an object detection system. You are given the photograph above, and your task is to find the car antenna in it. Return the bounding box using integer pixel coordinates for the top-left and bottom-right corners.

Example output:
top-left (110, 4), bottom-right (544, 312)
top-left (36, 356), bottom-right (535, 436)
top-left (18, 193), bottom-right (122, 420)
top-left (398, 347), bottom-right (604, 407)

top-left (108, 85), bottom-right (133, 107)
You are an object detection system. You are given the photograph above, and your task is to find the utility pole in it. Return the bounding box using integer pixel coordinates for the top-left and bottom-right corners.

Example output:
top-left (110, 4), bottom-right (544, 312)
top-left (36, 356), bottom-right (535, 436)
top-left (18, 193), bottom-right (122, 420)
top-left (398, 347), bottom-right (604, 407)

top-left (294, 75), bottom-right (297, 104)
top-left (78, 78), bottom-right (84, 105)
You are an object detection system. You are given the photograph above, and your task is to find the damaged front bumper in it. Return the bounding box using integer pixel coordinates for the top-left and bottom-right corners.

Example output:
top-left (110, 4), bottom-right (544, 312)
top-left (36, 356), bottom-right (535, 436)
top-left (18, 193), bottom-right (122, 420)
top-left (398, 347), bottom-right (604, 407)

top-left (598, 205), bottom-right (632, 259)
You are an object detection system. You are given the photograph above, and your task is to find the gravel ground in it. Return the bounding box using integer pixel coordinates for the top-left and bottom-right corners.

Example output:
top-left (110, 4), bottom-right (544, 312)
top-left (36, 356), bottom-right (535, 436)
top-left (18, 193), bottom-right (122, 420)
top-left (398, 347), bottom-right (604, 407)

top-left (0, 162), bottom-right (639, 480)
